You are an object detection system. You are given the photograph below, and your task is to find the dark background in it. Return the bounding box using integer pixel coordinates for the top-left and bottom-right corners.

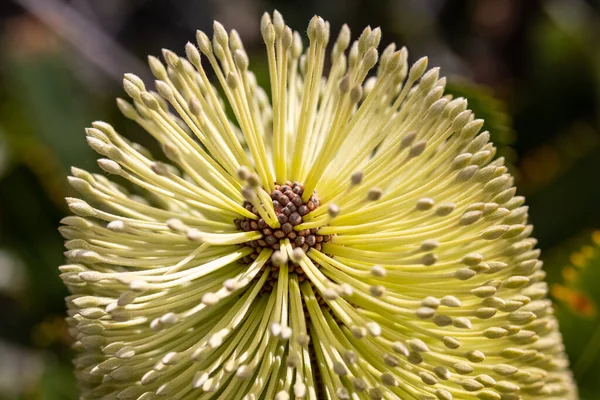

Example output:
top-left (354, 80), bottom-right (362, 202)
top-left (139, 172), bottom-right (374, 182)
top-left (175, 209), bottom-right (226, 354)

top-left (0, 0), bottom-right (599, 398)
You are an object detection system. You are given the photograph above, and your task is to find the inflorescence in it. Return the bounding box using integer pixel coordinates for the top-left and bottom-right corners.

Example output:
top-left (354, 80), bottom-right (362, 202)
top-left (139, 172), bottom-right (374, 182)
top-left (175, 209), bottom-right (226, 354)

top-left (60, 10), bottom-right (577, 400)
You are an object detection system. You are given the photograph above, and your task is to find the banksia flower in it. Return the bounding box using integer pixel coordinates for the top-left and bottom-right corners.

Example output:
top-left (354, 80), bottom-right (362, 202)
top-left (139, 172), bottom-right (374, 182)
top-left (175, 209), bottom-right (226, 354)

top-left (60, 12), bottom-right (577, 400)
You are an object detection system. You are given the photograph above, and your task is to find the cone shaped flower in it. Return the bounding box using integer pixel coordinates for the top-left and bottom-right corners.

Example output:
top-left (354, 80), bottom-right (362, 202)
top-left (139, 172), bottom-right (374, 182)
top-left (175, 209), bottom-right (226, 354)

top-left (60, 12), bottom-right (577, 400)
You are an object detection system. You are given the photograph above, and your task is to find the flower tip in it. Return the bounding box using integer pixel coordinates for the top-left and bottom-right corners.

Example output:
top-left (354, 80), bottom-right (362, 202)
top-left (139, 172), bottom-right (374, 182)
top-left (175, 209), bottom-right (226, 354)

top-left (79, 270), bottom-right (104, 282)
top-left (223, 279), bottom-right (238, 292)
top-left (236, 365), bottom-right (254, 379)
top-left (275, 390), bottom-right (290, 400)
top-left (261, 21), bottom-right (275, 44)
top-left (322, 287), bottom-right (338, 300)
top-left (186, 228), bottom-right (204, 242)
top-left (212, 20), bottom-right (228, 44)
top-left (272, 10), bottom-right (284, 32)
top-left (122, 78), bottom-right (142, 100)
top-left (293, 382), bottom-right (307, 397)
top-left (129, 279), bottom-right (149, 292)
top-left (161, 48), bottom-right (180, 69)
top-left (408, 140), bottom-right (427, 158)
top-left (67, 198), bottom-right (96, 217)
top-left (367, 188), bottom-right (382, 201)
top-left (241, 187), bottom-right (255, 202)
top-left (185, 42), bottom-right (201, 66)
top-left (281, 26), bottom-right (293, 49)
top-left (371, 265), bottom-right (387, 277)
top-left (196, 30), bottom-right (212, 55)
top-left (350, 85), bottom-right (363, 104)
top-left (416, 197), bottom-right (434, 211)
top-left (236, 166), bottom-right (250, 181)
top-left (162, 142), bottom-right (181, 161)
top-left (106, 220), bottom-right (126, 232)
top-left (150, 161), bottom-right (170, 176)
top-left (123, 73), bottom-right (145, 90)
top-left (295, 333), bottom-right (310, 346)
top-left (290, 247), bottom-right (304, 263)
top-left (234, 49), bottom-right (249, 70)
top-left (409, 56), bottom-right (429, 81)
top-left (68, 176), bottom-right (93, 195)
top-left (350, 171), bottom-right (364, 185)
top-left (116, 98), bottom-right (138, 120)
top-left (420, 239), bottom-right (439, 251)
top-left (271, 250), bottom-right (288, 266)
top-left (247, 173), bottom-right (261, 187)
top-left (369, 285), bottom-right (385, 297)
top-left (201, 292), bottom-right (219, 306)
top-left (327, 203), bottom-right (340, 218)
top-left (166, 218), bottom-right (188, 234)
top-left (155, 80), bottom-right (174, 101)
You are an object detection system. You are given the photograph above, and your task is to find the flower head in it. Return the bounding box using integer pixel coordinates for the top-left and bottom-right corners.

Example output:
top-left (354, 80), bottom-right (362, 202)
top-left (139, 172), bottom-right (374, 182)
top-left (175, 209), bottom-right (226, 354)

top-left (60, 12), bottom-right (577, 400)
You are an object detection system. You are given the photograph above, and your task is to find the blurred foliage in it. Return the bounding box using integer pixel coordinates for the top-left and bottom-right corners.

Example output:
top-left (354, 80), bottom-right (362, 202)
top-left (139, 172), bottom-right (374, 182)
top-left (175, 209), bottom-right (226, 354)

top-left (446, 79), bottom-right (517, 167)
top-left (547, 231), bottom-right (600, 399)
top-left (0, 0), bottom-right (599, 398)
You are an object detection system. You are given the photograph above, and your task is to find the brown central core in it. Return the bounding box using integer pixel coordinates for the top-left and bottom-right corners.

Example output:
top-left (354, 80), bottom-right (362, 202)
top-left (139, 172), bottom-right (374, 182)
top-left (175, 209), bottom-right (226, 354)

top-left (234, 181), bottom-right (332, 288)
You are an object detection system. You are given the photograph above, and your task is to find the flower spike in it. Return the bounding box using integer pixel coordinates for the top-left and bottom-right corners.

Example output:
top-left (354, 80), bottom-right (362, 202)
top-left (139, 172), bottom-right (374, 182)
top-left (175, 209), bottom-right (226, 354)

top-left (61, 12), bottom-right (576, 400)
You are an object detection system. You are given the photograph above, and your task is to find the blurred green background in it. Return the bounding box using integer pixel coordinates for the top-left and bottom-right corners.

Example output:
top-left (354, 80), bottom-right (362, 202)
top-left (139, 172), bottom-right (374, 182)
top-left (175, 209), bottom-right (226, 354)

top-left (0, 0), bottom-right (599, 399)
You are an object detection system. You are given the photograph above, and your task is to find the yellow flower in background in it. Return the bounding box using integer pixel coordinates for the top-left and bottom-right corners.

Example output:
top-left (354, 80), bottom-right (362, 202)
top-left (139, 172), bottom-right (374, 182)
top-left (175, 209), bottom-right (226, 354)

top-left (59, 11), bottom-right (577, 400)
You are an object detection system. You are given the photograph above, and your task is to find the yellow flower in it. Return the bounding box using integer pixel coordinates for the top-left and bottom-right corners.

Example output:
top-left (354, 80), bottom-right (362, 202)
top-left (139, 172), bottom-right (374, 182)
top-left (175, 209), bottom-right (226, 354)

top-left (60, 11), bottom-right (577, 400)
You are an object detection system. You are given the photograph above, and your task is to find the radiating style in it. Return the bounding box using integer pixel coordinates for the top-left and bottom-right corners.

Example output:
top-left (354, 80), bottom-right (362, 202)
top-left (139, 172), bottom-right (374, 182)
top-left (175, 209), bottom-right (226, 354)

top-left (59, 11), bottom-right (577, 400)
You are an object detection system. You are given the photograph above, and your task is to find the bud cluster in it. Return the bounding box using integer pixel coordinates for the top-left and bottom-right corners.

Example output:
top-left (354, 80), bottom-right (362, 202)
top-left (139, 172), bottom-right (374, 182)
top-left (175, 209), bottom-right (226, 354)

top-left (235, 181), bottom-right (333, 289)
